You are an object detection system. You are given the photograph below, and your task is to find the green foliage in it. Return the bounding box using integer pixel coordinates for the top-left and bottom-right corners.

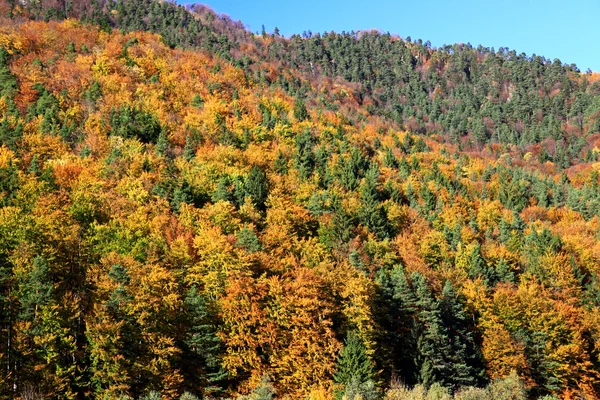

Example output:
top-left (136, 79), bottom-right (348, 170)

top-left (83, 81), bottom-right (103, 105)
top-left (236, 225), bottom-right (262, 252)
top-left (334, 332), bottom-right (374, 397)
top-left (109, 105), bottom-right (163, 144)
top-left (183, 135), bottom-right (196, 161)
top-left (0, 47), bottom-right (17, 98)
top-left (0, 159), bottom-right (18, 206)
top-left (191, 94), bottom-right (204, 108)
top-left (294, 128), bottom-right (315, 179)
top-left (273, 150), bottom-right (288, 174)
top-left (7, 3), bottom-right (600, 399)
top-left (293, 97), bottom-right (309, 121)
top-left (359, 164), bottom-right (391, 239)
top-left (182, 287), bottom-right (227, 394)
top-left (17, 256), bottom-right (53, 325)
top-left (245, 165), bottom-right (269, 210)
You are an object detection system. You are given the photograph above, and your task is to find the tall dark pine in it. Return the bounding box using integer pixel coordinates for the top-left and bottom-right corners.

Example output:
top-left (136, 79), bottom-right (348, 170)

top-left (293, 98), bottom-right (309, 121)
top-left (359, 165), bottom-right (391, 239)
top-left (294, 128), bottom-right (315, 179)
top-left (413, 272), bottom-right (452, 388)
top-left (439, 281), bottom-right (485, 388)
top-left (374, 265), bottom-right (418, 385)
top-left (245, 166), bottom-right (269, 211)
top-left (334, 332), bottom-right (374, 394)
top-left (182, 287), bottom-right (227, 396)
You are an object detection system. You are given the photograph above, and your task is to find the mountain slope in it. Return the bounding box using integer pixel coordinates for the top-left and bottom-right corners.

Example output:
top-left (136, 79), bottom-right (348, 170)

top-left (13, 0), bottom-right (600, 168)
top-left (0, 2), bottom-right (599, 399)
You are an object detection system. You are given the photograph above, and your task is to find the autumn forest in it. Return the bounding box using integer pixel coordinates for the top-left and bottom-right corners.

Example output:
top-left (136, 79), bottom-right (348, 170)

top-left (1, 1), bottom-right (600, 399)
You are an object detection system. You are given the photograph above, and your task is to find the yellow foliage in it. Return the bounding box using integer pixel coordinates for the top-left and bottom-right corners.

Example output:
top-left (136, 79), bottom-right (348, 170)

top-left (0, 146), bottom-right (15, 169)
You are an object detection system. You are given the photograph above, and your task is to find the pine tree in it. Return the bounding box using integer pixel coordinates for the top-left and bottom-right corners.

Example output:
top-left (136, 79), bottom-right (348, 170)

top-left (338, 147), bottom-right (365, 190)
top-left (334, 332), bottom-right (374, 396)
top-left (374, 265), bottom-right (418, 385)
top-left (467, 243), bottom-right (496, 285)
top-left (183, 135), bottom-right (196, 161)
top-left (156, 130), bottom-right (169, 156)
top-left (412, 272), bottom-right (452, 388)
top-left (171, 181), bottom-right (194, 213)
top-left (273, 150), bottom-right (288, 174)
top-left (18, 256), bottom-right (53, 325)
top-left (245, 165), bottom-right (269, 210)
top-left (182, 287), bottom-right (226, 396)
top-left (330, 196), bottom-right (355, 246)
top-left (358, 164), bottom-right (391, 239)
top-left (0, 47), bottom-right (17, 97)
top-left (496, 258), bottom-right (515, 283)
top-left (294, 128), bottom-right (315, 179)
top-left (191, 94), bottom-right (204, 108)
top-left (293, 98), bottom-right (309, 121)
top-left (212, 177), bottom-right (232, 203)
top-left (236, 225), bottom-right (262, 252)
top-left (439, 281), bottom-right (484, 388)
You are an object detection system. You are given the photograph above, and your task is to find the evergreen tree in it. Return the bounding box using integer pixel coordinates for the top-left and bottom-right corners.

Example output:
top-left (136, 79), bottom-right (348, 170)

top-left (212, 177), bottom-right (233, 203)
top-left (329, 196), bottom-right (355, 246)
top-left (359, 165), bottom-right (391, 239)
top-left (183, 135), bottom-right (196, 161)
top-left (293, 97), bottom-right (309, 121)
top-left (235, 225), bottom-right (262, 252)
top-left (182, 287), bottom-right (227, 396)
top-left (413, 272), bottom-right (452, 387)
top-left (294, 128), bottom-right (315, 179)
top-left (496, 258), bottom-right (515, 283)
top-left (439, 281), bottom-right (485, 388)
top-left (273, 150), bottom-right (288, 174)
top-left (334, 332), bottom-right (374, 397)
top-left (467, 243), bottom-right (496, 285)
top-left (171, 181), bottom-right (195, 213)
top-left (0, 47), bottom-right (17, 97)
top-left (245, 165), bottom-right (269, 210)
top-left (338, 147), bottom-right (366, 190)
top-left (18, 256), bottom-right (53, 325)
top-left (374, 265), bottom-right (418, 384)
top-left (191, 94), bottom-right (204, 108)
top-left (156, 130), bottom-right (169, 156)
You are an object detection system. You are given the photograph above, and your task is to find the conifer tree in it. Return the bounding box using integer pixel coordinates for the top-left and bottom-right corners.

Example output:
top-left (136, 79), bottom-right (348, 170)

top-left (236, 225), bottom-right (262, 252)
top-left (374, 265), bottom-right (418, 384)
top-left (191, 94), bottom-right (204, 108)
top-left (334, 332), bottom-right (374, 397)
top-left (293, 98), bottom-right (309, 121)
top-left (183, 135), bottom-right (196, 161)
top-left (294, 128), bottom-right (315, 179)
top-left (245, 166), bottom-right (269, 211)
top-left (182, 287), bottom-right (227, 396)
top-left (359, 164), bottom-right (391, 239)
top-left (273, 151), bottom-right (288, 174)
top-left (439, 281), bottom-right (484, 388)
top-left (413, 272), bottom-right (450, 387)
top-left (212, 177), bottom-right (233, 203)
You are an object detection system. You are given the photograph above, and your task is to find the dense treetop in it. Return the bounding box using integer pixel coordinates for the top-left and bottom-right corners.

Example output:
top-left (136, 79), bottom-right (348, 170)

top-left (0, 1), bottom-right (600, 399)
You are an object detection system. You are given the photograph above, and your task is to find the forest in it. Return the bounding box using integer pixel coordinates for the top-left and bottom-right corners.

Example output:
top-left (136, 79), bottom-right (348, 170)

top-left (0, 0), bottom-right (600, 399)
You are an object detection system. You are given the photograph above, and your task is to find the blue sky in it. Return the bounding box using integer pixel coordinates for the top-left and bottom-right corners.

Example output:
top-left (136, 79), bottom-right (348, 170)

top-left (180, 0), bottom-right (599, 72)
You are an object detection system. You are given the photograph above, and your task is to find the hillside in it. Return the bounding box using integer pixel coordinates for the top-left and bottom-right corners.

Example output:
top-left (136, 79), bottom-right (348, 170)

top-left (0, 1), bottom-right (599, 399)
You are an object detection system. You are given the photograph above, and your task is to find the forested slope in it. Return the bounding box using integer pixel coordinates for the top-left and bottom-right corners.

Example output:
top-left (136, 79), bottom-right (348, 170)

top-left (14, 1), bottom-right (600, 163)
top-left (0, 1), bottom-right (599, 399)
